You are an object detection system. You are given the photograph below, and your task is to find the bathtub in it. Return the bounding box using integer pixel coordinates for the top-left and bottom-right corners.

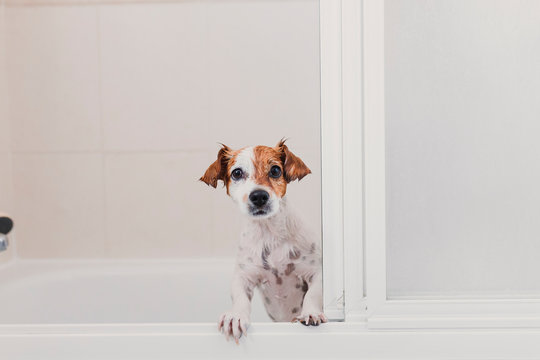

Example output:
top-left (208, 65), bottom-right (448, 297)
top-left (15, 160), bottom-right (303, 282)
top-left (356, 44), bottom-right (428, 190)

top-left (1, 259), bottom-right (539, 359)
top-left (0, 259), bottom-right (270, 324)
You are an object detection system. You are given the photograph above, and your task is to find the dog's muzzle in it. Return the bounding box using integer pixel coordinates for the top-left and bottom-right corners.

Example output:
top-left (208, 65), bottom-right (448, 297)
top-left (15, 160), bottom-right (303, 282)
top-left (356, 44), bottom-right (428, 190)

top-left (248, 190), bottom-right (270, 216)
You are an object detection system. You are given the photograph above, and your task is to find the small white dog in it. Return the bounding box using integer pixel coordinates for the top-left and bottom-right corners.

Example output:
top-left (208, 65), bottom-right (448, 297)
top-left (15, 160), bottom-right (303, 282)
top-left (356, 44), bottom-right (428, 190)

top-left (200, 139), bottom-right (326, 343)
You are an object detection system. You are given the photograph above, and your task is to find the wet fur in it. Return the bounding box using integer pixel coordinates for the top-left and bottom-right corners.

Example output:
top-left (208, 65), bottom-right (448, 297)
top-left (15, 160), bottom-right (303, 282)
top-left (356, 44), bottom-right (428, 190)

top-left (200, 140), bottom-right (326, 343)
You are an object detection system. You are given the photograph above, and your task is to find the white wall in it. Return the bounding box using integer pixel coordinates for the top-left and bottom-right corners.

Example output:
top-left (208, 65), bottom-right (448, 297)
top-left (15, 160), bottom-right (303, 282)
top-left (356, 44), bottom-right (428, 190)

top-left (0, 0), bottom-right (14, 265)
top-left (4, 0), bottom-right (321, 259)
top-left (385, 0), bottom-right (540, 297)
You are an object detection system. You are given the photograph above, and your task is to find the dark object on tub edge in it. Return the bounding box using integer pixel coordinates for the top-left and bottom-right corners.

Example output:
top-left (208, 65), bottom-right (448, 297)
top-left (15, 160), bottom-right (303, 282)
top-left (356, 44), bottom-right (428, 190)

top-left (0, 216), bottom-right (13, 235)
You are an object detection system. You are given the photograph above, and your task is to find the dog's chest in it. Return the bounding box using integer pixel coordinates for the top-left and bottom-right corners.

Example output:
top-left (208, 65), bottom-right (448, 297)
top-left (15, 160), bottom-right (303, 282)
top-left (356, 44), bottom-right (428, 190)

top-left (238, 238), bottom-right (317, 281)
top-left (254, 246), bottom-right (309, 321)
top-left (237, 237), bottom-right (320, 321)
top-left (260, 248), bottom-right (302, 284)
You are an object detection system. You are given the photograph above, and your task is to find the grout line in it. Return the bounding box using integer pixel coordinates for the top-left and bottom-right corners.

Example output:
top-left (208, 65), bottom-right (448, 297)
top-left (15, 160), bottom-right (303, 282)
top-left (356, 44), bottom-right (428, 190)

top-left (11, 149), bottom-right (211, 155)
top-left (13, 257), bottom-right (237, 265)
top-left (5, 0), bottom-right (215, 7)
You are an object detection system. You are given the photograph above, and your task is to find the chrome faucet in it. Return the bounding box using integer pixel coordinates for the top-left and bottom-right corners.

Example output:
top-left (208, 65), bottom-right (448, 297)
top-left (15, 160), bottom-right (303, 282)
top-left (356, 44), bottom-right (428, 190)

top-left (0, 216), bottom-right (13, 252)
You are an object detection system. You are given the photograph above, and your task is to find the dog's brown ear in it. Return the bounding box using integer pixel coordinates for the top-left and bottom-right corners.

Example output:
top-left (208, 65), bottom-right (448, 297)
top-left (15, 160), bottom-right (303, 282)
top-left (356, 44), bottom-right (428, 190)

top-left (276, 139), bottom-right (311, 183)
top-left (200, 144), bottom-right (231, 188)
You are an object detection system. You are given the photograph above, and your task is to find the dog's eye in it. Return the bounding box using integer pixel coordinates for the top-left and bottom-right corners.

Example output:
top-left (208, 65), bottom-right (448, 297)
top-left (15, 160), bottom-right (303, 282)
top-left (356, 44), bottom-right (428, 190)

top-left (269, 165), bottom-right (282, 179)
top-left (231, 168), bottom-right (244, 180)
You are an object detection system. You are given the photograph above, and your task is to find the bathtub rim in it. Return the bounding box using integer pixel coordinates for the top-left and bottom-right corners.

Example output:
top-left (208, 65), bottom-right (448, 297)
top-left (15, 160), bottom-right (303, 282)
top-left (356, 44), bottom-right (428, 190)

top-left (0, 321), bottom-right (353, 336)
top-left (2, 322), bottom-right (540, 360)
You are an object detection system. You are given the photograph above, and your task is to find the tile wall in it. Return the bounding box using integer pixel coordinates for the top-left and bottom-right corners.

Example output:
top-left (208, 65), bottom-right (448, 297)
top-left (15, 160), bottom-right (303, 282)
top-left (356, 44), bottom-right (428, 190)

top-left (4, 0), bottom-right (321, 259)
top-left (0, 0), bottom-right (14, 264)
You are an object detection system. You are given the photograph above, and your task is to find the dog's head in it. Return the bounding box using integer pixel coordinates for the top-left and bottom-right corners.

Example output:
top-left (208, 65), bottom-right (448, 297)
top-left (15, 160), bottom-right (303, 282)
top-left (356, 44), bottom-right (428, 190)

top-left (200, 139), bottom-right (311, 219)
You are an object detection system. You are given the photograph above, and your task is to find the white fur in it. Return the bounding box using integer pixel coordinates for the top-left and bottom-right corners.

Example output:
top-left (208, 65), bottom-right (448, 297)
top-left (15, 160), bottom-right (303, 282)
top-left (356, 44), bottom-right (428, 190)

top-left (218, 148), bottom-right (326, 343)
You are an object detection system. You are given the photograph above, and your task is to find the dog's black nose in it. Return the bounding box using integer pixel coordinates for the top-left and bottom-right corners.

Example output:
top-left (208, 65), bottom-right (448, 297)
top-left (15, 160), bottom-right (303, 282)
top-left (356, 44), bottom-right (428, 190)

top-left (249, 190), bottom-right (269, 207)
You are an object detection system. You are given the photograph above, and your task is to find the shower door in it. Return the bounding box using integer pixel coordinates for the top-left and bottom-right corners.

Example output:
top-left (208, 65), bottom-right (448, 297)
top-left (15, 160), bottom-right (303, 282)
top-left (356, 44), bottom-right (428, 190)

top-left (321, 0), bottom-right (540, 328)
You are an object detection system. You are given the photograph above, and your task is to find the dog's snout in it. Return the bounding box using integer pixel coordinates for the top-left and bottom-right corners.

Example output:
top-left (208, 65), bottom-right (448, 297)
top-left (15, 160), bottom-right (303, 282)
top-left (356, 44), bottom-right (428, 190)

top-left (249, 190), bottom-right (269, 207)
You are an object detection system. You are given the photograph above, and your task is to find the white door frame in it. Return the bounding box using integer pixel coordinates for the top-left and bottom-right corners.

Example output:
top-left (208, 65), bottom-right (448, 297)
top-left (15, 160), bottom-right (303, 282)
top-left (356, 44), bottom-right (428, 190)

top-left (320, 0), bottom-right (345, 320)
top-left (320, 0), bottom-right (365, 321)
top-left (321, 0), bottom-right (540, 329)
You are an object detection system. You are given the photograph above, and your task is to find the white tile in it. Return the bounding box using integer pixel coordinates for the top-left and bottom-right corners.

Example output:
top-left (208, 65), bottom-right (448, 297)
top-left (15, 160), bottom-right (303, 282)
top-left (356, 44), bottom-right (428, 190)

top-left (0, 6), bottom-right (9, 154)
top-left (6, 7), bottom-right (101, 152)
top-left (0, 151), bottom-right (13, 213)
top-left (13, 153), bottom-right (105, 258)
top-left (0, 102), bottom-right (8, 153)
top-left (205, 0), bottom-right (320, 149)
top-left (99, 3), bottom-right (210, 151)
top-left (104, 152), bottom-right (213, 258)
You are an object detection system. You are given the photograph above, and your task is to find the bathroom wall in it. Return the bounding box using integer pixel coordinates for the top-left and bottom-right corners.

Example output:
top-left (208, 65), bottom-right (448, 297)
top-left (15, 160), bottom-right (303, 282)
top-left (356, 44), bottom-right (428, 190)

top-left (4, 0), bottom-right (321, 259)
top-left (0, 0), bottom-right (14, 265)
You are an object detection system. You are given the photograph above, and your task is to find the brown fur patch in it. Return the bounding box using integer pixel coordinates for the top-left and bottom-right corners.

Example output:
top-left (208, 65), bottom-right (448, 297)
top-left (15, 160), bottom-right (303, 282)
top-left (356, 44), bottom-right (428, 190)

top-left (245, 286), bottom-right (253, 301)
top-left (262, 247), bottom-right (271, 270)
top-left (252, 145), bottom-right (288, 197)
top-left (199, 144), bottom-right (244, 194)
top-left (270, 268), bottom-right (283, 285)
top-left (276, 139), bottom-right (311, 182)
top-left (199, 145), bottom-right (231, 188)
top-left (285, 263), bottom-right (296, 276)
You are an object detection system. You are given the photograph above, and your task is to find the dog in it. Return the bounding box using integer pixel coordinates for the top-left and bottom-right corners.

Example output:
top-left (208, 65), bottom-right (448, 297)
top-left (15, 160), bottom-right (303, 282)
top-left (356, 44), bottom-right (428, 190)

top-left (200, 139), bottom-right (326, 343)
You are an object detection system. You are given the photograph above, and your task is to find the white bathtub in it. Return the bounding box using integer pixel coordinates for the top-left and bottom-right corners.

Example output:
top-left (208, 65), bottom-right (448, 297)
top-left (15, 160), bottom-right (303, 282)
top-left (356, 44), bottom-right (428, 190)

top-left (0, 259), bottom-right (269, 324)
top-left (0, 258), bottom-right (355, 359)
top-left (2, 259), bottom-right (536, 360)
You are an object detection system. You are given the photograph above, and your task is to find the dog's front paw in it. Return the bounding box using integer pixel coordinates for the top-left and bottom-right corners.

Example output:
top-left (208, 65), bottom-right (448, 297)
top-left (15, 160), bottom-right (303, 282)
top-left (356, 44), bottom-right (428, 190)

top-left (293, 310), bottom-right (328, 326)
top-left (218, 311), bottom-right (250, 344)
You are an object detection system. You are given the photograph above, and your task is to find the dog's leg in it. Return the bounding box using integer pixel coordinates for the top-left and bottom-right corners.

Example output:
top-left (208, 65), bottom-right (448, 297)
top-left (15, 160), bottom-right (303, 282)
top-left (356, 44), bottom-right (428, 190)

top-left (218, 271), bottom-right (254, 343)
top-left (295, 270), bottom-right (328, 326)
